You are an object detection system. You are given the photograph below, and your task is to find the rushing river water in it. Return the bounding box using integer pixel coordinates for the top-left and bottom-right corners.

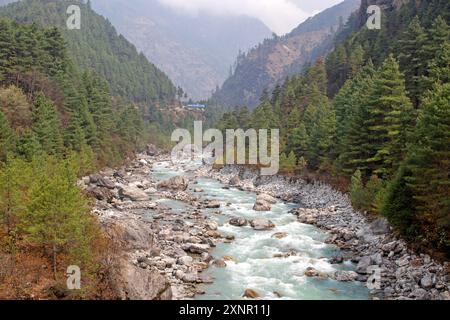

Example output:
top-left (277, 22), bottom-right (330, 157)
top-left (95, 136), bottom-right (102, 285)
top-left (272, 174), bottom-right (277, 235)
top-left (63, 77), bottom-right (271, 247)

top-left (152, 162), bottom-right (370, 300)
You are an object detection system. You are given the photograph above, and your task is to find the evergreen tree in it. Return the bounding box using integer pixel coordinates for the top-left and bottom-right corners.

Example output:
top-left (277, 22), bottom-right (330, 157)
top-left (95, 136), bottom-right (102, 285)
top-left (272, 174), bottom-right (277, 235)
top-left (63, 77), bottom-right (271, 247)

top-left (31, 93), bottom-right (63, 155)
top-left (0, 109), bottom-right (15, 161)
top-left (397, 17), bottom-right (428, 106)
top-left (365, 55), bottom-right (414, 177)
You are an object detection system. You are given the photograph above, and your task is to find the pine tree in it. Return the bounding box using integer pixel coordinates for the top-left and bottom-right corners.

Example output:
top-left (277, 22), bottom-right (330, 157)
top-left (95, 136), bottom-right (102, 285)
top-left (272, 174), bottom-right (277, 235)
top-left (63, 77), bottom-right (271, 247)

top-left (365, 55), bottom-right (414, 178)
top-left (404, 83), bottom-right (450, 249)
top-left (397, 16), bottom-right (428, 106)
top-left (0, 109), bottom-right (15, 161)
top-left (31, 93), bottom-right (63, 156)
top-left (21, 156), bottom-right (92, 278)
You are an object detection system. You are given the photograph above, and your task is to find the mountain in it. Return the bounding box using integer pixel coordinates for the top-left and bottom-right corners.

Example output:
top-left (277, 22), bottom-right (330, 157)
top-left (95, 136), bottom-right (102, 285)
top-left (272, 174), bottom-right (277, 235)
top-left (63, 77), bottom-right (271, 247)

top-left (90, 0), bottom-right (273, 100)
top-left (211, 0), bottom-right (361, 109)
top-left (0, 0), bottom-right (176, 105)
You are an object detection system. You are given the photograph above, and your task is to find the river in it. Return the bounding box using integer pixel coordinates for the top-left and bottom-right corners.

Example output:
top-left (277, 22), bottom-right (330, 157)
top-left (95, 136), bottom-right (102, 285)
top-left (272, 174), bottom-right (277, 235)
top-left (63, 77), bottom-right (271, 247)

top-left (151, 161), bottom-right (370, 300)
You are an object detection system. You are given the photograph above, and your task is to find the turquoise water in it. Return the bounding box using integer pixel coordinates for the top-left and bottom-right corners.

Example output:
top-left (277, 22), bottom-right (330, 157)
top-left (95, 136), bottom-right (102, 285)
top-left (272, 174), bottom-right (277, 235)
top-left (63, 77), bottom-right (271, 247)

top-left (152, 162), bottom-right (370, 300)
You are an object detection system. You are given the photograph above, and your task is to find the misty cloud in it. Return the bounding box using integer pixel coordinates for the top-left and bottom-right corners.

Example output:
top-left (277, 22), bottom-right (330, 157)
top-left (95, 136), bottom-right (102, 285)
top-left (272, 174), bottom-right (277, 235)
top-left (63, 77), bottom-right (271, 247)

top-left (158, 0), bottom-right (311, 35)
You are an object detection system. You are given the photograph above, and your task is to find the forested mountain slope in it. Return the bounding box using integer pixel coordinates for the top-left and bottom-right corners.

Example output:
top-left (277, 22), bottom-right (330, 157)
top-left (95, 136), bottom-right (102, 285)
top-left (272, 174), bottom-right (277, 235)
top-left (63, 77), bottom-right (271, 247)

top-left (211, 0), bottom-right (360, 109)
top-left (216, 0), bottom-right (450, 255)
top-left (0, 0), bottom-right (176, 105)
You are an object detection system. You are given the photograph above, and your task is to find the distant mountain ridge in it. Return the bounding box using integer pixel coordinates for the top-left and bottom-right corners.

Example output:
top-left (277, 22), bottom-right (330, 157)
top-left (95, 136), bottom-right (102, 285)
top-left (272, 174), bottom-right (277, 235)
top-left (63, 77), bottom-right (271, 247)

top-left (91, 0), bottom-right (273, 100)
top-left (211, 0), bottom-right (361, 109)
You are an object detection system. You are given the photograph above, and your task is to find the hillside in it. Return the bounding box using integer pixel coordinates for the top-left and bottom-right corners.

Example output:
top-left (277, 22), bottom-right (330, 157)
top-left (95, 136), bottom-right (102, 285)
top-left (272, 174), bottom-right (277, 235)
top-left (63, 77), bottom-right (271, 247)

top-left (0, 0), bottom-right (176, 105)
top-left (91, 0), bottom-right (272, 101)
top-left (211, 0), bottom-right (361, 109)
top-left (215, 0), bottom-right (450, 254)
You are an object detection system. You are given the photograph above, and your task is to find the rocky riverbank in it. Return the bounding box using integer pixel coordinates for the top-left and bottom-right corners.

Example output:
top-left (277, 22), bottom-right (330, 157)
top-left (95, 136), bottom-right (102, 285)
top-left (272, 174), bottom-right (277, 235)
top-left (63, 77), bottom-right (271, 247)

top-left (82, 150), bottom-right (449, 300)
top-left (198, 165), bottom-right (450, 300)
top-left (81, 153), bottom-right (230, 300)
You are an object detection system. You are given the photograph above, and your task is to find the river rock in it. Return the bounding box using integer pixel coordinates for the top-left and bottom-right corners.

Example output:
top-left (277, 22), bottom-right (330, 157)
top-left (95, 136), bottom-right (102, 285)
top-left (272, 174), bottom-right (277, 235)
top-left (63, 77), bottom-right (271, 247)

top-left (370, 218), bottom-right (390, 235)
top-left (334, 270), bottom-right (358, 282)
top-left (86, 186), bottom-right (115, 202)
top-left (420, 274), bottom-right (435, 289)
top-left (253, 199), bottom-right (272, 211)
top-left (146, 144), bottom-right (159, 156)
top-left (206, 200), bottom-right (221, 209)
top-left (229, 218), bottom-right (248, 227)
top-left (243, 289), bottom-right (260, 299)
top-left (157, 176), bottom-right (189, 191)
top-left (356, 256), bottom-right (372, 274)
top-left (257, 193), bottom-right (277, 204)
top-left (119, 186), bottom-right (149, 201)
top-left (178, 256), bottom-right (193, 266)
top-left (272, 232), bottom-right (288, 239)
top-left (182, 243), bottom-right (209, 254)
top-left (229, 176), bottom-right (240, 186)
top-left (212, 259), bottom-right (226, 268)
top-left (250, 218), bottom-right (275, 231)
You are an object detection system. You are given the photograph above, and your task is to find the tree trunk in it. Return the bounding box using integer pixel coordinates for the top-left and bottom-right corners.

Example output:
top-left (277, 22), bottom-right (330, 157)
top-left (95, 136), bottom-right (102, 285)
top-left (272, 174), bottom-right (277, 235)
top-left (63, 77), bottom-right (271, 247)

top-left (52, 244), bottom-right (57, 280)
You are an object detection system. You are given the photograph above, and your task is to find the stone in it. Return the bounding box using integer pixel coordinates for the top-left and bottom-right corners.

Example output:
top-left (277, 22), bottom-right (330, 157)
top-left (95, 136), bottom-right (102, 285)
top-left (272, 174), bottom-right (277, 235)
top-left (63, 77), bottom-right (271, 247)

top-left (229, 218), bottom-right (248, 227)
top-left (382, 241), bottom-right (397, 253)
top-left (356, 256), bottom-right (372, 274)
top-left (178, 256), bottom-right (193, 266)
top-left (206, 200), bottom-right (221, 209)
top-left (333, 271), bottom-right (358, 282)
top-left (86, 186), bottom-right (115, 202)
top-left (119, 186), bottom-right (149, 201)
top-left (229, 176), bottom-right (241, 186)
top-left (253, 200), bottom-right (272, 211)
top-left (250, 218), bottom-right (275, 231)
top-left (243, 289), bottom-right (260, 299)
top-left (223, 256), bottom-right (234, 261)
top-left (272, 232), bottom-right (288, 239)
top-left (257, 193), bottom-right (277, 204)
top-left (304, 267), bottom-right (320, 277)
top-left (96, 177), bottom-right (116, 189)
top-left (420, 274), bottom-right (434, 289)
top-left (329, 255), bottom-right (344, 264)
top-left (146, 144), bottom-right (159, 156)
top-left (440, 291), bottom-right (450, 300)
top-left (182, 243), bottom-right (209, 254)
top-left (182, 273), bottom-right (198, 283)
top-left (410, 288), bottom-right (430, 300)
top-left (370, 218), bottom-right (390, 235)
top-left (205, 221), bottom-right (219, 231)
top-left (194, 188), bottom-right (204, 193)
top-left (201, 252), bottom-right (214, 263)
top-left (157, 176), bottom-right (189, 191)
top-left (212, 259), bottom-right (226, 268)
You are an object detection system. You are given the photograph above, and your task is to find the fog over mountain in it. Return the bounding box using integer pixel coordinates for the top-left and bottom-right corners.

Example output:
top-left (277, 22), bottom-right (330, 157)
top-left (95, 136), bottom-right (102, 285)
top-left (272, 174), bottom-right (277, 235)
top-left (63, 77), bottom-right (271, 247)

top-left (91, 0), bottom-right (273, 100)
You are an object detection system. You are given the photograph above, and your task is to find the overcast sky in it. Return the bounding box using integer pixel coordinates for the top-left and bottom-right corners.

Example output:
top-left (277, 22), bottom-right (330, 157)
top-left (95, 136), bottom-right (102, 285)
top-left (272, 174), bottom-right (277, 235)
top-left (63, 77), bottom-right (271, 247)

top-left (158, 0), bottom-right (345, 35)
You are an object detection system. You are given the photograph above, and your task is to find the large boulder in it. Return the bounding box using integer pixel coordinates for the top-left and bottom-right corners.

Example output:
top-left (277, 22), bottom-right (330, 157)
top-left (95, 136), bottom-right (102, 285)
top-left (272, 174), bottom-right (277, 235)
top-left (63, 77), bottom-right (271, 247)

top-left (356, 256), bottom-right (372, 274)
top-left (242, 289), bottom-right (260, 299)
top-left (229, 218), bottom-right (248, 227)
top-left (119, 186), bottom-right (149, 201)
top-left (253, 200), bottom-right (272, 212)
top-left (250, 218), bottom-right (275, 231)
top-left (229, 176), bottom-right (241, 186)
top-left (146, 144), bottom-right (159, 156)
top-left (370, 218), bottom-right (391, 235)
top-left (257, 193), bottom-right (277, 204)
top-left (182, 243), bottom-right (210, 254)
top-left (86, 186), bottom-right (115, 202)
top-left (157, 176), bottom-right (189, 191)
top-left (333, 270), bottom-right (358, 282)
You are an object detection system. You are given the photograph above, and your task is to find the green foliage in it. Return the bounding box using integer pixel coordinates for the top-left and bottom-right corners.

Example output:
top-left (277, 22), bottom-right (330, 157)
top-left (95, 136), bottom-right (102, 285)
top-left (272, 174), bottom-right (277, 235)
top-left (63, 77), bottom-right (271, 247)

top-left (0, 109), bottom-right (15, 161)
top-left (0, 0), bottom-right (176, 104)
top-left (280, 151), bottom-right (297, 174)
top-left (20, 156), bottom-right (93, 276)
top-left (31, 93), bottom-right (63, 156)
